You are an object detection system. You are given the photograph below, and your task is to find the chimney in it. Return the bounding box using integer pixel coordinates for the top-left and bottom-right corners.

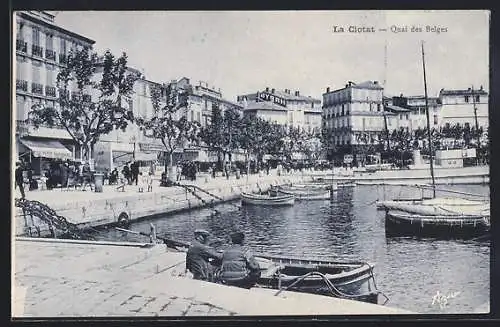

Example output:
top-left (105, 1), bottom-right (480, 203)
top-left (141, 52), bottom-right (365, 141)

top-left (295, 91), bottom-right (300, 96)
top-left (326, 87), bottom-right (330, 93)
top-left (374, 81), bottom-right (378, 85)
top-left (400, 93), bottom-right (403, 97)
top-left (480, 85), bottom-right (483, 90)
top-left (271, 88), bottom-right (275, 93)
top-left (266, 87), bottom-right (269, 92)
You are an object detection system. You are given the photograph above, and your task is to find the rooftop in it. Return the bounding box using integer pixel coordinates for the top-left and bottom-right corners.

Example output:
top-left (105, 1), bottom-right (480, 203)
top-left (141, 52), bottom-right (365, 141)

top-left (384, 105), bottom-right (411, 113)
top-left (243, 100), bottom-right (288, 112)
top-left (17, 11), bottom-right (95, 45)
top-left (323, 80), bottom-right (383, 95)
top-left (439, 88), bottom-right (488, 96)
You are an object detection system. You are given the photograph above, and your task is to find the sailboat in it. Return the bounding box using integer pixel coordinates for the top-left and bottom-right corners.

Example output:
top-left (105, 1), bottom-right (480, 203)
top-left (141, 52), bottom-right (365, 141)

top-left (382, 42), bottom-right (490, 238)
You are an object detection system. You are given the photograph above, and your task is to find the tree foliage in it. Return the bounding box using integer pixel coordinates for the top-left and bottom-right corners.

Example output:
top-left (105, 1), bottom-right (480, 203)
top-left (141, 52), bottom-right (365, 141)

top-left (135, 84), bottom-right (200, 174)
top-left (27, 48), bottom-right (139, 160)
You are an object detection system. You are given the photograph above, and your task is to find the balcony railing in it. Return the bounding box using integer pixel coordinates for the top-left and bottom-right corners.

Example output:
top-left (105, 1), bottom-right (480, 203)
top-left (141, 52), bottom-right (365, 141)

top-left (45, 85), bottom-right (56, 97)
top-left (31, 82), bottom-right (44, 95)
top-left (32, 45), bottom-right (44, 57)
top-left (16, 79), bottom-right (28, 92)
top-left (16, 39), bottom-right (27, 53)
top-left (45, 49), bottom-right (56, 61)
top-left (58, 89), bottom-right (70, 99)
top-left (59, 53), bottom-right (67, 64)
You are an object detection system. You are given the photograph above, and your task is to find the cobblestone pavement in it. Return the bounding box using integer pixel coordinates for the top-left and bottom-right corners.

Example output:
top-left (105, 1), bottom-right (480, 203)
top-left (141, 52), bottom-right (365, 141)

top-left (12, 239), bottom-right (414, 317)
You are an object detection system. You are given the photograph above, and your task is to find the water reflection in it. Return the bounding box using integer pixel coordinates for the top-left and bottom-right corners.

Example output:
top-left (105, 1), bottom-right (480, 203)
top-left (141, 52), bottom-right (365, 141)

top-left (94, 184), bottom-right (490, 313)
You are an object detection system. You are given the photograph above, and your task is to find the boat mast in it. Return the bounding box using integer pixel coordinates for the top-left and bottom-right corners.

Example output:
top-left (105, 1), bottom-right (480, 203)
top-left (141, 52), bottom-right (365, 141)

top-left (382, 41), bottom-right (391, 152)
top-left (421, 41), bottom-right (436, 198)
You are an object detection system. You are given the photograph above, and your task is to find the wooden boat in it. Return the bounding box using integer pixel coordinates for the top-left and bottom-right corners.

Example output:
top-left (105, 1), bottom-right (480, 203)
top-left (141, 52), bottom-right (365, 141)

top-left (277, 186), bottom-right (332, 200)
top-left (377, 197), bottom-right (490, 216)
top-left (385, 210), bottom-right (490, 238)
top-left (254, 254), bottom-right (385, 304)
top-left (240, 192), bottom-right (295, 206)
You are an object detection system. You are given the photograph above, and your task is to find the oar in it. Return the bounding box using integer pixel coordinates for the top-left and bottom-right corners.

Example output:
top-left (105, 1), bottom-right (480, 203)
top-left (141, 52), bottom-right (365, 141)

top-left (115, 227), bottom-right (191, 249)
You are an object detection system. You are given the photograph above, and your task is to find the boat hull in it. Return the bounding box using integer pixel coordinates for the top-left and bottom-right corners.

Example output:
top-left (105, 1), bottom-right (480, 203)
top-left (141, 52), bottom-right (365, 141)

top-left (254, 255), bottom-right (381, 304)
top-left (385, 210), bottom-right (490, 238)
top-left (240, 192), bottom-right (295, 206)
top-left (278, 188), bottom-right (331, 200)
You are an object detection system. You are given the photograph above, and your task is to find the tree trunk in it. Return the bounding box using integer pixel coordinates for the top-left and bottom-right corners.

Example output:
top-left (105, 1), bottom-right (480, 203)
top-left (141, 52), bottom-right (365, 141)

top-left (165, 151), bottom-right (174, 182)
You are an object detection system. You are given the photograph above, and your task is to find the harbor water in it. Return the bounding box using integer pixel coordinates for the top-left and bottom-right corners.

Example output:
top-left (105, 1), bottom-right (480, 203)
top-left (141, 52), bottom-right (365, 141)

top-left (93, 184), bottom-right (490, 314)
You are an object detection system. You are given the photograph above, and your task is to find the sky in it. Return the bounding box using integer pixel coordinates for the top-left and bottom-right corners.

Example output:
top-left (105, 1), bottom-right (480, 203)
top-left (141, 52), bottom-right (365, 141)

top-left (51, 10), bottom-right (490, 101)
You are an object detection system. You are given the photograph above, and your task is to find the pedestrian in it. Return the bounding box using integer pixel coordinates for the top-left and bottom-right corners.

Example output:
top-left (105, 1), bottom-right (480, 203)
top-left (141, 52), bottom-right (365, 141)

top-left (131, 161), bottom-right (139, 185)
top-left (211, 163), bottom-right (216, 178)
top-left (147, 172), bottom-right (153, 192)
top-left (117, 165), bottom-right (127, 192)
top-left (122, 163), bottom-right (131, 185)
top-left (138, 172), bottom-right (144, 192)
top-left (81, 161), bottom-right (92, 191)
top-left (185, 229), bottom-right (222, 282)
top-left (15, 162), bottom-right (25, 199)
top-left (176, 163), bottom-right (182, 181)
top-left (219, 231), bottom-right (261, 289)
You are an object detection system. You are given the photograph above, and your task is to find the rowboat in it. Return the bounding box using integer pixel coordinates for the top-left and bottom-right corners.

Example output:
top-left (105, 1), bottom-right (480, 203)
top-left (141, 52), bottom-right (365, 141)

top-left (377, 197), bottom-right (490, 216)
top-left (277, 186), bottom-right (331, 200)
top-left (254, 254), bottom-right (385, 304)
top-left (385, 210), bottom-right (490, 238)
top-left (240, 192), bottom-right (295, 206)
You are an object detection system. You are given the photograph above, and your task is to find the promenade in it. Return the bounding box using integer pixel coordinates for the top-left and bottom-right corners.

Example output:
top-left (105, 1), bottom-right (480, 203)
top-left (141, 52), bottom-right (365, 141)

top-left (13, 170), bottom-right (312, 236)
top-left (12, 238), bottom-right (414, 317)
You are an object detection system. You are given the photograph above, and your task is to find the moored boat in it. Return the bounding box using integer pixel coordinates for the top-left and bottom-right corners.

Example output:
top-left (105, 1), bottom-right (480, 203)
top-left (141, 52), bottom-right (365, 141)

top-left (241, 192), bottom-right (295, 206)
top-left (254, 255), bottom-right (385, 304)
top-left (385, 210), bottom-right (490, 238)
top-left (377, 197), bottom-right (490, 216)
top-left (277, 186), bottom-right (331, 200)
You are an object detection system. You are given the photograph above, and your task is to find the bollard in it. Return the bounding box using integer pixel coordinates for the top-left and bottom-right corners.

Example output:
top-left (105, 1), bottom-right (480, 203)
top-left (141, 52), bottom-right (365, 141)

top-left (150, 223), bottom-right (157, 244)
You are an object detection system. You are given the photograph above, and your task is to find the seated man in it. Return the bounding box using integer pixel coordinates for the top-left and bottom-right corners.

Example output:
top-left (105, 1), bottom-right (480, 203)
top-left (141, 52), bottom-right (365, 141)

top-left (219, 231), bottom-right (261, 289)
top-left (186, 229), bottom-right (222, 282)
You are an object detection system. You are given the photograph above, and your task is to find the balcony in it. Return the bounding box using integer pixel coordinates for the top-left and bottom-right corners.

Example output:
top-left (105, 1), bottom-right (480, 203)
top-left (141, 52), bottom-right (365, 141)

top-left (71, 92), bottom-right (82, 101)
top-left (58, 89), bottom-right (70, 99)
top-left (16, 80), bottom-right (28, 92)
top-left (59, 54), bottom-right (67, 64)
top-left (16, 39), bottom-right (27, 53)
top-left (45, 49), bottom-right (56, 61)
top-left (82, 94), bottom-right (92, 103)
top-left (32, 45), bottom-right (44, 58)
top-left (16, 120), bottom-right (73, 140)
top-left (45, 85), bottom-right (56, 97)
top-left (31, 82), bottom-right (44, 95)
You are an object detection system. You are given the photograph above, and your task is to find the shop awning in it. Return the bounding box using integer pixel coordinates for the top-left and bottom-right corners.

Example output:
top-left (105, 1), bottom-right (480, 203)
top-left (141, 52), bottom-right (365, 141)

top-left (20, 139), bottom-right (73, 160)
top-left (134, 152), bottom-right (158, 161)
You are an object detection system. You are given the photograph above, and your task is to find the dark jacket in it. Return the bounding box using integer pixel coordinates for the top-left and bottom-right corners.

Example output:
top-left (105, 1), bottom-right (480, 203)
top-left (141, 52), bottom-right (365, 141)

top-left (219, 244), bottom-right (260, 282)
top-left (15, 166), bottom-right (24, 184)
top-left (186, 240), bottom-right (222, 280)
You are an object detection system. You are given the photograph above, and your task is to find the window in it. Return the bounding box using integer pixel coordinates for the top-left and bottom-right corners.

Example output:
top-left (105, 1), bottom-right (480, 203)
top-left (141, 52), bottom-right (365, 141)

top-left (17, 22), bottom-right (24, 39)
top-left (311, 102), bottom-right (314, 108)
top-left (190, 110), bottom-right (194, 121)
top-left (196, 112), bottom-right (201, 122)
top-left (433, 115), bottom-right (438, 125)
top-left (60, 38), bottom-right (67, 55)
top-left (377, 104), bottom-right (381, 112)
top-left (464, 96), bottom-right (469, 103)
top-left (475, 95), bottom-right (480, 102)
top-left (405, 114), bottom-right (409, 120)
top-left (32, 61), bottom-right (41, 83)
top-left (32, 27), bottom-right (40, 46)
top-left (45, 34), bottom-right (53, 50)
top-left (45, 64), bottom-right (55, 86)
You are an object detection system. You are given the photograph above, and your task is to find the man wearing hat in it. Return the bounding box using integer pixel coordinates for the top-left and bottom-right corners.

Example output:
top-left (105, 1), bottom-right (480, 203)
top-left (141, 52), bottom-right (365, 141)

top-left (15, 161), bottom-right (25, 199)
top-left (186, 229), bottom-right (223, 281)
top-left (219, 231), bottom-right (261, 289)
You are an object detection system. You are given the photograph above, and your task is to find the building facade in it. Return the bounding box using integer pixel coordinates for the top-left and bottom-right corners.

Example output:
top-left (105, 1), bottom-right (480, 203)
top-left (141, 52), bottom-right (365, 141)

top-left (237, 88), bottom-right (322, 134)
top-left (439, 87), bottom-right (488, 128)
top-left (14, 11), bottom-right (96, 174)
top-left (385, 94), bottom-right (442, 131)
top-left (322, 81), bottom-right (385, 151)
